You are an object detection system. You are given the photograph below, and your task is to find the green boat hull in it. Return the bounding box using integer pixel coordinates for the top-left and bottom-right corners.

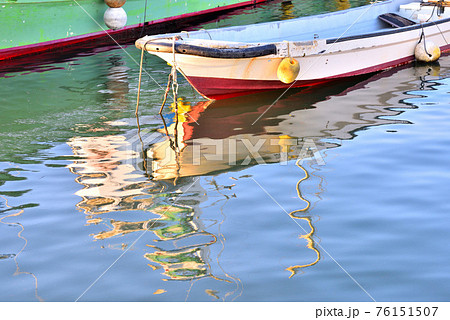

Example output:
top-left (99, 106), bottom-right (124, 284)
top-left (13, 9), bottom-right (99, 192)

top-left (0, 0), bottom-right (266, 61)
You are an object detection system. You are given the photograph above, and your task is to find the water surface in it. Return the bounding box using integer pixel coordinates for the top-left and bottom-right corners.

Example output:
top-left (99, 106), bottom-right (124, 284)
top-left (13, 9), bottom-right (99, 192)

top-left (1, 0), bottom-right (450, 302)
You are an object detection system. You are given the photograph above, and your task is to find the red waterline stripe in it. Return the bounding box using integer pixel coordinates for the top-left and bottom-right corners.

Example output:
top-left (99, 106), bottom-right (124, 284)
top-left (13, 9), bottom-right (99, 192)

top-left (0, 0), bottom-right (267, 62)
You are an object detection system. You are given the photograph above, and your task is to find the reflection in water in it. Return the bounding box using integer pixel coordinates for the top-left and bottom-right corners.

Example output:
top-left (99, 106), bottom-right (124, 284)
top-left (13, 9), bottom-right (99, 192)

top-left (68, 138), bottom-right (238, 290)
top-left (280, 1), bottom-right (296, 20)
top-left (195, 0), bottom-right (371, 30)
top-left (105, 55), bottom-right (130, 109)
top-left (66, 61), bottom-right (443, 299)
top-left (0, 254), bottom-right (15, 260)
top-left (67, 57), bottom-right (237, 293)
top-left (335, 0), bottom-right (351, 11)
top-left (67, 135), bottom-right (159, 215)
top-left (279, 0), bottom-right (350, 20)
top-left (286, 160), bottom-right (320, 278)
top-left (0, 196), bottom-right (43, 302)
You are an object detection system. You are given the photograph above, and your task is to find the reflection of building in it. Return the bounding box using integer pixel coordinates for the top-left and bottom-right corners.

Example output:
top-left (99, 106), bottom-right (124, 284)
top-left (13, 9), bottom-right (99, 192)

top-left (92, 204), bottom-right (195, 241)
top-left (64, 52), bottom-right (224, 284)
top-left (67, 135), bottom-right (156, 215)
top-left (66, 130), bottom-right (219, 282)
top-left (104, 55), bottom-right (130, 109)
top-left (145, 247), bottom-right (209, 281)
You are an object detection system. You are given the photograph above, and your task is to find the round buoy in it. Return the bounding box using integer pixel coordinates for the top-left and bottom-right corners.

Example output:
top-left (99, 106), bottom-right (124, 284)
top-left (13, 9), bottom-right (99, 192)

top-left (104, 7), bottom-right (127, 30)
top-left (277, 57), bottom-right (300, 84)
top-left (415, 40), bottom-right (441, 62)
top-left (105, 0), bottom-right (126, 8)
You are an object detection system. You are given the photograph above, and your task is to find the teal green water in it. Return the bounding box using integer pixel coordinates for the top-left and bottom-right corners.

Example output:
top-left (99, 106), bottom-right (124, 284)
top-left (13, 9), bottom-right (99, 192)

top-left (1, 0), bottom-right (450, 301)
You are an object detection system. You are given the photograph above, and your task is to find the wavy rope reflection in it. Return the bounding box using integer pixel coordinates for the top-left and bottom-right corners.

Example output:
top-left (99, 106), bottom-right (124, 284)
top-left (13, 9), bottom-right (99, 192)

top-left (209, 178), bottom-right (243, 301)
top-left (0, 195), bottom-right (43, 301)
top-left (286, 160), bottom-right (321, 278)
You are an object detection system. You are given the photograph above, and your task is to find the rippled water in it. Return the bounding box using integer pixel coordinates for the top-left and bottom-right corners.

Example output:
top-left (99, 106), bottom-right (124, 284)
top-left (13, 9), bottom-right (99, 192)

top-left (1, 0), bottom-right (450, 302)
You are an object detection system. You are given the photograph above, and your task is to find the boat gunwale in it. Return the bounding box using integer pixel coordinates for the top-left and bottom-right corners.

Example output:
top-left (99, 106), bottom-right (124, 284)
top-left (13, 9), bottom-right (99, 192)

top-left (138, 16), bottom-right (450, 59)
top-left (327, 15), bottom-right (450, 43)
top-left (139, 39), bottom-right (278, 58)
top-left (136, 0), bottom-right (450, 59)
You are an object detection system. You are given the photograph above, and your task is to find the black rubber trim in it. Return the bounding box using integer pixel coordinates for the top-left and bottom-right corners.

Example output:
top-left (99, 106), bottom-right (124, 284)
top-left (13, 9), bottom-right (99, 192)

top-left (145, 41), bottom-right (277, 58)
top-left (326, 17), bottom-right (450, 44)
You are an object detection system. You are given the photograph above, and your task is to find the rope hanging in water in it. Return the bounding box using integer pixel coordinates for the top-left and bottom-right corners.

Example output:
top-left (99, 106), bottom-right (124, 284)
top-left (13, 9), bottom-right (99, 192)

top-left (418, 26), bottom-right (432, 57)
top-left (171, 36), bottom-right (180, 152)
top-left (157, 36), bottom-right (179, 115)
top-left (135, 37), bottom-right (181, 159)
top-left (135, 41), bottom-right (146, 117)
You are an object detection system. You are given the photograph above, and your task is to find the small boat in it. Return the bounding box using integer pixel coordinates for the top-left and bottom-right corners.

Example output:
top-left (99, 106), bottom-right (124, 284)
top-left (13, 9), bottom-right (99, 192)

top-left (136, 0), bottom-right (450, 99)
top-left (0, 0), bottom-right (267, 62)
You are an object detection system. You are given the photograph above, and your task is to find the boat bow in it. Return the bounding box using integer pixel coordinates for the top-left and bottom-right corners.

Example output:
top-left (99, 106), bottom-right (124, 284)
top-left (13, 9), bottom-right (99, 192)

top-left (136, 37), bottom-right (278, 59)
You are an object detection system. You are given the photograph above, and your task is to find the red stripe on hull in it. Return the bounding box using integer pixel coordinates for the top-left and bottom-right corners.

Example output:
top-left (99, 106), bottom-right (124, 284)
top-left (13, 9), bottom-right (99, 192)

top-left (186, 46), bottom-right (450, 100)
top-left (0, 0), bottom-right (267, 63)
top-left (185, 76), bottom-right (334, 100)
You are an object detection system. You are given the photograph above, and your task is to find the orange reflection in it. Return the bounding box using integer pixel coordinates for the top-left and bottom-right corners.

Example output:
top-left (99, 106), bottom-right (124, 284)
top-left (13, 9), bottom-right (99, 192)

top-left (335, 0), bottom-right (351, 11)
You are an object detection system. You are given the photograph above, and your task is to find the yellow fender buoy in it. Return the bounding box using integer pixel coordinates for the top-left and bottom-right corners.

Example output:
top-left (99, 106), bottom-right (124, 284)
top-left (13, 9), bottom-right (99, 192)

top-left (415, 40), bottom-right (441, 62)
top-left (277, 57), bottom-right (300, 84)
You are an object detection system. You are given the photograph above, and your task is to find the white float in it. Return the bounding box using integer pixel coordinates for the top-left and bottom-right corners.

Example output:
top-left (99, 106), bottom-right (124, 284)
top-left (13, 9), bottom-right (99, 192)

top-left (104, 7), bottom-right (127, 30)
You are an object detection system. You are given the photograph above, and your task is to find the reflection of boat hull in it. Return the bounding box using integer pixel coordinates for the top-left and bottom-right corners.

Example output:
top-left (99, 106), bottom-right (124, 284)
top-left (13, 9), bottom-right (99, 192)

top-left (145, 66), bottom-right (420, 180)
top-left (0, 0), bottom-right (267, 62)
top-left (137, 0), bottom-right (450, 99)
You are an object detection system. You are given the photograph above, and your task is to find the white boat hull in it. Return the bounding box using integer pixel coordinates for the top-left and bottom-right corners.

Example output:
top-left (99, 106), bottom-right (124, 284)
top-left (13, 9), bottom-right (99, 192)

top-left (137, 0), bottom-right (450, 99)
